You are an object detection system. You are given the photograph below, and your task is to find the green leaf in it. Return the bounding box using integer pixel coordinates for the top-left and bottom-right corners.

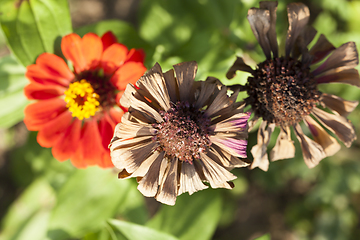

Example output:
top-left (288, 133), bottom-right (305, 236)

top-left (109, 219), bottom-right (178, 240)
top-left (147, 189), bottom-right (223, 240)
top-left (0, 0), bottom-right (72, 67)
top-left (254, 234), bottom-right (271, 240)
top-left (0, 55), bottom-right (28, 128)
top-left (47, 168), bottom-right (147, 239)
top-left (75, 20), bottom-right (149, 51)
top-left (0, 178), bottom-right (56, 240)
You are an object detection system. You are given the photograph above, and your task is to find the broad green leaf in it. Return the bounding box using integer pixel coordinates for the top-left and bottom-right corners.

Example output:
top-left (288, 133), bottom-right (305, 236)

top-left (0, 0), bottom-right (72, 67)
top-left (75, 20), bottom-right (149, 51)
top-left (254, 234), bottom-right (271, 240)
top-left (147, 189), bottom-right (222, 240)
top-left (109, 219), bottom-right (178, 240)
top-left (0, 178), bottom-right (56, 240)
top-left (47, 168), bottom-right (146, 239)
top-left (0, 55), bottom-right (28, 128)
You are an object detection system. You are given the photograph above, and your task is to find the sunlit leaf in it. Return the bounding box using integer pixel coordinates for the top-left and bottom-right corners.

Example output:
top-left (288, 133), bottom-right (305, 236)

top-left (75, 20), bottom-right (149, 51)
top-left (109, 219), bottom-right (178, 240)
top-left (0, 0), bottom-right (72, 66)
top-left (0, 178), bottom-right (56, 240)
top-left (147, 189), bottom-right (222, 240)
top-left (47, 168), bottom-right (147, 239)
top-left (0, 55), bottom-right (28, 128)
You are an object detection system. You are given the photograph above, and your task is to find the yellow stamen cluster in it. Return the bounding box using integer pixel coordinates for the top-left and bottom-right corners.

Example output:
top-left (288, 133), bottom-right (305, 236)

top-left (64, 79), bottom-right (100, 120)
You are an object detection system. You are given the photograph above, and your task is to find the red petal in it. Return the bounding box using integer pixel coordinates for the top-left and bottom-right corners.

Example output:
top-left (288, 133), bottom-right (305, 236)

top-left (52, 119), bottom-right (82, 163)
top-left (109, 108), bottom-right (123, 123)
top-left (101, 31), bottom-right (117, 51)
top-left (100, 43), bottom-right (129, 75)
top-left (76, 119), bottom-right (104, 167)
top-left (26, 53), bottom-right (74, 87)
top-left (81, 33), bottom-right (103, 70)
top-left (24, 98), bottom-right (67, 131)
top-left (125, 49), bottom-right (145, 63)
top-left (61, 33), bottom-right (87, 73)
top-left (110, 62), bottom-right (146, 91)
top-left (37, 111), bottom-right (73, 147)
top-left (99, 113), bottom-right (116, 149)
top-left (24, 82), bottom-right (66, 100)
top-left (100, 150), bottom-right (114, 168)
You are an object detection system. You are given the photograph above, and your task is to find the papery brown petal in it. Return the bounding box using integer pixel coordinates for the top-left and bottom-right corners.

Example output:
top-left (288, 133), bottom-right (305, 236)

top-left (210, 112), bottom-right (249, 132)
top-left (250, 121), bottom-right (275, 171)
top-left (163, 69), bottom-right (178, 103)
top-left (321, 93), bottom-right (359, 117)
top-left (309, 34), bottom-right (335, 64)
top-left (226, 57), bottom-right (254, 79)
top-left (137, 152), bottom-right (166, 197)
top-left (312, 107), bottom-right (356, 147)
top-left (113, 112), bottom-right (155, 139)
top-left (137, 64), bottom-right (171, 111)
top-left (118, 169), bottom-right (131, 179)
top-left (209, 145), bottom-right (249, 168)
top-left (127, 94), bottom-right (163, 122)
top-left (120, 83), bottom-right (136, 109)
top-left (247, 8), bottom-right (272, 59)
top-left (285, 3), bottom-right (310, 57)
top-left (312, 42), bottom-right (359, 76)
top-left (304, 115), bottom-right (341, 157)
top-left (156, 158), bottom-right (179, 206)
top-left (294, 123), bottom-right (326, 168)
top-left (178, 162), bottom-right (208, 196)
top-left (205, 87), bottom-right (235, 117)
top-left (194, 81), bottom-right (217, 109)
top-left (127, 151), bottom-right (161, 178)
top-left (110, 138), bottom-right (156, 170)
top-left (259, 1), bottom-right (279, 58)
top-left (199, 152), bottom-right (237, 189)
top-left (270, 127), bottom-right (295, 161)
top-left (315, 68), bottom-right (360, 87)
top-left (173, 61), bottom-right (197, 102)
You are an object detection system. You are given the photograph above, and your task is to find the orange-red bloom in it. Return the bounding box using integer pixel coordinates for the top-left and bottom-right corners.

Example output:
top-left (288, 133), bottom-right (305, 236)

top-left (24, 32), bottom-right (147, 168)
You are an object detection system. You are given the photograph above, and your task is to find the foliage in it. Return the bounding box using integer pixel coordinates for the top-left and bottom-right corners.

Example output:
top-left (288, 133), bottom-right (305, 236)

top-left (1, 0), bottom-right (360, 239)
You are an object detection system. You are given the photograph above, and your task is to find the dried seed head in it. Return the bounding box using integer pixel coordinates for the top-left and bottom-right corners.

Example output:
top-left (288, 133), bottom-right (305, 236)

top-left (245, 57), bottom-right (321, 127)
top-left (153, 101), bottom-right (212, 163)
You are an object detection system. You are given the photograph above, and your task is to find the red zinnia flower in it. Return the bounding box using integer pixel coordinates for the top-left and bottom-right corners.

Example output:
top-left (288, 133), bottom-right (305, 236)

top-left (24, 32), bottom-right (147, 168)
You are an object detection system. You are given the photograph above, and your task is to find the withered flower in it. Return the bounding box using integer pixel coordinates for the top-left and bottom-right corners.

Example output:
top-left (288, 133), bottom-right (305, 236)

top-left (227, 2), bottom-right (359, 171)
top-left (109, 62), bottom-right (250, 205)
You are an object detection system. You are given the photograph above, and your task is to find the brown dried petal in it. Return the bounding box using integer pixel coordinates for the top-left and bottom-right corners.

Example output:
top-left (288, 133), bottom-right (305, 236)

top-left (226, 57), bottom-right (254, 79)
top-left (156, 158), bottom-right (179, 206)
top-left (309, 34), bottom-right (335, 64)
top-left (304, 115), bottom-right (340, 157)
top-left (312, 42), bottom-right (359, 76)
top-left (315, 68), bottom-right (360, 87)
top-left (294, 123), bottom-right (326, 168)
top-left (285, 3), bottom-right (310, 57)
top-left (173, 61), bottom-right (197, 102)
top-left (178, 162), bottom-right (208, 196)
top-left (270, 127), bottom-right (295, 161)
top-left (312, 107), bottom-right (356, 147)
top-left (250, 121), bottom-right (275, 171)
top-left (247, 8), bottom-right (272, 59)
top-left (321, 93), bottom-right (359, 117)
top-left (259, 1), bottom-right (279, 58)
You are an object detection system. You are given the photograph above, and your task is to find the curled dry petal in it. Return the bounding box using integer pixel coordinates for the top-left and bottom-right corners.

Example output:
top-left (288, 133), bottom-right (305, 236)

top-left (247, 8), bottom-right (272, 59)
top-left (285, 3), bottom-right (310, 57)
top-left (270, 127), bottom-right (295, 161)
top-left (304, 115), bottom-right (340, 157)
top-left (312, 42), bottom-right (359, 76)
top-left (226, 57), bottom-right (254, 79)
top-left (321, 93), bottom-right (359, 117)
top-left (259, 1), bottom-right (279, 58)
top-left (309, 34), bottom-right (335, 64)
top-left (250, 121), bottom-right (275, 171)
top-left (294, 123), bottom-right (326, 168)
top-left (315, 68), bottom-right (360, 87)
top-left (312, 107), bottom-right (356, 147)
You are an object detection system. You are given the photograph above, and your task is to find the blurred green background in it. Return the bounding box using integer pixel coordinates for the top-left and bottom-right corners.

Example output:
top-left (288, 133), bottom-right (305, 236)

top-left (0, 0), bottom-right (360, 239)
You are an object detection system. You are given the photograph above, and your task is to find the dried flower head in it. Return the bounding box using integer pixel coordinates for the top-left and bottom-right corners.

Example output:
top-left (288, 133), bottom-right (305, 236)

top-left (227, 2), bottom-right (359, 171)
top-left (24, 32), bottom-right (146, 168)
top-left (109, 62), bottom-right (250, 205)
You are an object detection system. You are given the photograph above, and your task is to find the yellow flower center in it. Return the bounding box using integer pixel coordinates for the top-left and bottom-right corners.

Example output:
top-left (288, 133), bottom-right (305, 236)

top-left (64, 79), bottom-right (100, 120)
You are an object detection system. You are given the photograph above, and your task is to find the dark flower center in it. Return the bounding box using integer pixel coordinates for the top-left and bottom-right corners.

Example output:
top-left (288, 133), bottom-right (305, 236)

top-left (153, 101), bottom-right (212, 163)
top-left (245, 57), bottom-right (321, 127)
top-left (76, 70), bottom-right (118, 110)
